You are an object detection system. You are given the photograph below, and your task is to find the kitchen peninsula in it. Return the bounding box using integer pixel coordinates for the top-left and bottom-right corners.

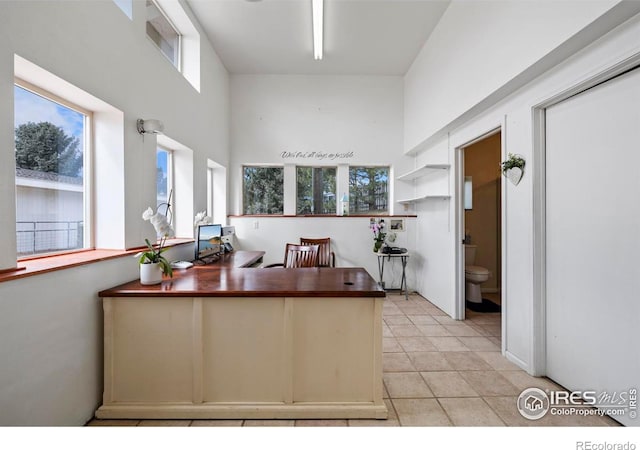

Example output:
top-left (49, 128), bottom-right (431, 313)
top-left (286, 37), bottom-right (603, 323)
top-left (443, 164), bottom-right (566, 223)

top-left (96, 252), bottom-right (387, 420)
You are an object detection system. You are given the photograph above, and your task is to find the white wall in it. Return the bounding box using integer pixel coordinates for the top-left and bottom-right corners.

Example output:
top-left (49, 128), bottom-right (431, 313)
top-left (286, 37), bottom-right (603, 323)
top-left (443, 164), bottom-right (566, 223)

top-left (229, 74), bottom-right (412, 215)
top-left (0, 241), bottom-right (195, 427)
top-left (0, 0), bottom-right (228, 425)
top-left (229, 216), bottom-right (416, 292)
top-left (404, 4), bottom-right (640, 373)
top-left (0, 258), bottom-right (135, 426)
top-left (228, 74), bottom-right (417, 282)
top-left (411, 138), bottom-right (454, 314)
top-left (228, 75), bottom-right (416, 282)
top-left (404, 0), bottom-right (622, 153)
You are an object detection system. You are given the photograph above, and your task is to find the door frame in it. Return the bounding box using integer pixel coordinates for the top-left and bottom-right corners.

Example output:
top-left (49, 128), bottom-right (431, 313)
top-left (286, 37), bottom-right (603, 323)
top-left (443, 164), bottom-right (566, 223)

top-left (454, 124), bottom-right (505, 349)
top-left (530, 54), bottom-right (640, 376)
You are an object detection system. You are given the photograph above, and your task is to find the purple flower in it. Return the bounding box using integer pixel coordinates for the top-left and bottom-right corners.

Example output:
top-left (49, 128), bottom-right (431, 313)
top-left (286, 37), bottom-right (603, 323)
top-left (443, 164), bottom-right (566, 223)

top-left (369, 220), bottom-right (386, 242)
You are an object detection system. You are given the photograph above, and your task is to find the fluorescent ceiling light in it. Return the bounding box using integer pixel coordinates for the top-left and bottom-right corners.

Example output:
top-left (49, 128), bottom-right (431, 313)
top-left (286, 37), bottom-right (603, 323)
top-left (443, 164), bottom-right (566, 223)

top-left (312, 0), bottom-right (323, 60)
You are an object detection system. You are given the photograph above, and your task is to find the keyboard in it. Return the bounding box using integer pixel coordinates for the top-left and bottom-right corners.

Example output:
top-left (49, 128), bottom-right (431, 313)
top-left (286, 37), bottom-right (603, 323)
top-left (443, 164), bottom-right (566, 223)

top-left (170, 260), bottom-right (194, 269)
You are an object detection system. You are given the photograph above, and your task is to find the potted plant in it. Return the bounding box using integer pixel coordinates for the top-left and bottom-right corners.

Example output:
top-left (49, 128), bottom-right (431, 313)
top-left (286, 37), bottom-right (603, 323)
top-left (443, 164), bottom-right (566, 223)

top-left (370, 219), bottom-right (387, 253)
top-left (138, 206), bottom-right (174, 285)
top-left (501, 153), bottom-right (525, 186)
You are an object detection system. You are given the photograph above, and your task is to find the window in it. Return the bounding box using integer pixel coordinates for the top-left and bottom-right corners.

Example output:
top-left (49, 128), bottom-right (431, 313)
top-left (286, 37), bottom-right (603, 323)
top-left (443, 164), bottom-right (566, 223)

top-left (349, 167), bottom-right (389, 215)
top-left (243, 166), bottom-right (284, 215)
top-left (14, 82), bottom-right (91, 257)
top-left (113, 0), bottom-right (133, 19)
top-left (156, 147), bottom-right (173, 218)
top-left (146, 0), bottom-right (181, 69)
top-left (296, 167), bottom-right (336, 215)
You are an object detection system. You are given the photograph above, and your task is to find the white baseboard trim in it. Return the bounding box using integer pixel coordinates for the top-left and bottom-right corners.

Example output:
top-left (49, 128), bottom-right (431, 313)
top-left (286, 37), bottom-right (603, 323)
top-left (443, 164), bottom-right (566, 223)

top-left (505, 350), bottom-right (529, 374)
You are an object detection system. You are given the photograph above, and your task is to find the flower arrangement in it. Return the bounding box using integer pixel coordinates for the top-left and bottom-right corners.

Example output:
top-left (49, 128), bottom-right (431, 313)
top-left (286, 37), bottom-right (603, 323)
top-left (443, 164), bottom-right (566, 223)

top-left (194, 211), bottom-right (212, 227)
top-left (500, 153), bottom-right (525, 174)
top-left (138, 206), bottom-right (175, 278)
top-left (370, 219), bottom-right (386, 253)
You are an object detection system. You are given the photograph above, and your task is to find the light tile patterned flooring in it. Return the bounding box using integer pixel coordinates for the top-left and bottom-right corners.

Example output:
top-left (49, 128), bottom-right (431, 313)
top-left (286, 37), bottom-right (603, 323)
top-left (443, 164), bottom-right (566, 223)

top-left (88, 293), bottom-right (619, 427)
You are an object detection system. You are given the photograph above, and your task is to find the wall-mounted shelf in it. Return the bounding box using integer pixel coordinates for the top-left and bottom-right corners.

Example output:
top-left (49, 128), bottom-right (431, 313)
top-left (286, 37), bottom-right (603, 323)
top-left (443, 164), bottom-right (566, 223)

top-left (397, 195), bottom-right (451, 204)
top-left (397, 164), bottom-right (450, 182)
top-left (397, 163), bottom-right (450, 204)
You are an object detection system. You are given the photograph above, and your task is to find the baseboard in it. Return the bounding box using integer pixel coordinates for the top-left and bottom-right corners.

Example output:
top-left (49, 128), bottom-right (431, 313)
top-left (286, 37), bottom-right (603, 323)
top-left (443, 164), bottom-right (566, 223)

top-left (505, 350), bottom-right (529, 373)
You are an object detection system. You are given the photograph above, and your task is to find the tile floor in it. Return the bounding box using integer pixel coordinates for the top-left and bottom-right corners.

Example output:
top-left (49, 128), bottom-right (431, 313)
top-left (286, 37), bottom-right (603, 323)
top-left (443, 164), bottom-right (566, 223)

top-left (87, 293), bottom-right (620, 427)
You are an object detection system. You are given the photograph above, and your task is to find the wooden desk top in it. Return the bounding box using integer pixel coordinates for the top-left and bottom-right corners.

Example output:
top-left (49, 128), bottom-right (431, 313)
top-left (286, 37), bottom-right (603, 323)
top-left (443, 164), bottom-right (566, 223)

top-left (99, 250), bottom-right (385, 298)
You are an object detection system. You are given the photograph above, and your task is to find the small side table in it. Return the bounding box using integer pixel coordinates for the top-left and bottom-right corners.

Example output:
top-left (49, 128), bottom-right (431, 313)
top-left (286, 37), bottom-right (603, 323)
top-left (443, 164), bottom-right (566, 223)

top-left (376, 251), bottom-right (410, 300)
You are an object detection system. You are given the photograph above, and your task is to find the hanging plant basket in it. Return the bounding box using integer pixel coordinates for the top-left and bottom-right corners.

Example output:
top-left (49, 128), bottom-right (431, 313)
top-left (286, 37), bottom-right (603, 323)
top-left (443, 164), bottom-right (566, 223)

top-left (501, 153), bottom-right (525, 186)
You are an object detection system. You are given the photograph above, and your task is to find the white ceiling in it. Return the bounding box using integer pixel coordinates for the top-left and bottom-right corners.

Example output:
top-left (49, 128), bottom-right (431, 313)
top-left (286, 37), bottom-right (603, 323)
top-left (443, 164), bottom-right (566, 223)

top-left (186, 0), bottom-right (450, 75)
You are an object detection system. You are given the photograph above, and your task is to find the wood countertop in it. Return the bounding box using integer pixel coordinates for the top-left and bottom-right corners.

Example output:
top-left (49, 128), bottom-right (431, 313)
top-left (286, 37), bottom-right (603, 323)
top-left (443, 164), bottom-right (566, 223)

top-left (99, 251), bottom-right (385, 298)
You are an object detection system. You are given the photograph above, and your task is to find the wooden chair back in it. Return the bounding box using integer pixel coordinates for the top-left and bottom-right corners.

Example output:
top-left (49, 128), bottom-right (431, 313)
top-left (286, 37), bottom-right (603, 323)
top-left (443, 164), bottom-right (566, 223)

top-left (300, 237), bottom-right (335, 267)
top-left (284, 243), bottom-right (320, 268)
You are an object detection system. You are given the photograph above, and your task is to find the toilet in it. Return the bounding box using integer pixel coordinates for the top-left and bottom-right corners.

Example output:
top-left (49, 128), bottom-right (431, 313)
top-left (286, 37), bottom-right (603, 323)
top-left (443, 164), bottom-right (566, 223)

top-left (464, 245), bottom-right (490, 304)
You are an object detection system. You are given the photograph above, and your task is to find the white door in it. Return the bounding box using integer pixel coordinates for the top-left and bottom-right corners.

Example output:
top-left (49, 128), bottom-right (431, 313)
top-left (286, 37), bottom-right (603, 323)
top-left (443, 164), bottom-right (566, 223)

top-left (545, 68), bottom-right (640, 426)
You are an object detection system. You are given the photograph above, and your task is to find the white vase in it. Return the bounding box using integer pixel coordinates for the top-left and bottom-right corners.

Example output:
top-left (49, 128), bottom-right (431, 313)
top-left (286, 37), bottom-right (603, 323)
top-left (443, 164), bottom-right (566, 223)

top-left (140, 262), bottom-right (163, 285)
top-left (505, 167), bottom-right (523, 186)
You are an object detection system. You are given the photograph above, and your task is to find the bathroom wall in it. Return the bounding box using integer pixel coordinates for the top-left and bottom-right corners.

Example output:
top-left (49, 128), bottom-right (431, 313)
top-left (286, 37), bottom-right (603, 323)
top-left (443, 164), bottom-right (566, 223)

top-left (464, 132), bottom-right (501, 292)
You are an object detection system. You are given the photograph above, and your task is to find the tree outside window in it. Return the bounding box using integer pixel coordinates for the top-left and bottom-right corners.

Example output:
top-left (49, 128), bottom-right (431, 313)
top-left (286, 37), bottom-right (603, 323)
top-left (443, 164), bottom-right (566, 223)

top-left (349, 167), bottom-right (389, 215)
top-left (296, 167), bottom-right (336, 215)
top-left (243, 166), bottom-right (284, 215)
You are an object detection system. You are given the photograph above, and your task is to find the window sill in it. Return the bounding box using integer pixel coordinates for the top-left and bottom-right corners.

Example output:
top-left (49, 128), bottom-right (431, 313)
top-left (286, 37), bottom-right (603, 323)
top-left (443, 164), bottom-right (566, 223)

top-left (228, 215), bottom-right (417, 218)
top-left (0, 238), bottom-right (194, 284)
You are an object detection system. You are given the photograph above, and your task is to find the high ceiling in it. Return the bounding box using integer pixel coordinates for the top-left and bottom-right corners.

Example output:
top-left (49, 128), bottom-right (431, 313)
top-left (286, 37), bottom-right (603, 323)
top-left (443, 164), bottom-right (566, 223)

top-left (187, 0), bottom-right (450, 75)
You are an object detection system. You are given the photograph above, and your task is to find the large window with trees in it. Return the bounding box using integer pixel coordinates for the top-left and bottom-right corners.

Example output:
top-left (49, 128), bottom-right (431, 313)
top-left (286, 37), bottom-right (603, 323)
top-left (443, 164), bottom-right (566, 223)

top-left (243, 166), bottom-right (284, 215)
top-left (14, 82), bottom-right (90, 257)
top-left (296, 166), bottom-right (336, 215)
top-left (349, 166), bottom-right (389, 215)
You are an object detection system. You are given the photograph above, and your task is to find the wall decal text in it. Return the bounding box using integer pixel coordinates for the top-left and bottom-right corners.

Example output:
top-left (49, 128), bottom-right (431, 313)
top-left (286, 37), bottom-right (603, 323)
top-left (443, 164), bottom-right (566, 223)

top-left (280, 151), bottom-right (355, 161)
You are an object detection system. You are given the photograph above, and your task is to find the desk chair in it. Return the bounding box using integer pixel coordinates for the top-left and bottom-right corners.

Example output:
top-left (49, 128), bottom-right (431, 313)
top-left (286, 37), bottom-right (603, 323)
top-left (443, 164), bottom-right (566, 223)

top-left (300, 237), bottom-right (335, 267)
top-left (265, 243), bottom-right (320, 268)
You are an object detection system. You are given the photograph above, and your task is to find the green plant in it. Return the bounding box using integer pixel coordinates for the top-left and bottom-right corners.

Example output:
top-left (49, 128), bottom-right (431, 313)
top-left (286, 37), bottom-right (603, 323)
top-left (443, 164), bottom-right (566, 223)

top-left (138, 238), bottom-right (173, 277)
top-left (501, 153), bottom-right (525, 173)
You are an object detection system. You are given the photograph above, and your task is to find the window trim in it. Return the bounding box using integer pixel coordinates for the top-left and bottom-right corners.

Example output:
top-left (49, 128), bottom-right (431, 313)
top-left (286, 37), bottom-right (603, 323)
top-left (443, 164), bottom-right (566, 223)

top-left (14, 78), bottom-right (94, 260)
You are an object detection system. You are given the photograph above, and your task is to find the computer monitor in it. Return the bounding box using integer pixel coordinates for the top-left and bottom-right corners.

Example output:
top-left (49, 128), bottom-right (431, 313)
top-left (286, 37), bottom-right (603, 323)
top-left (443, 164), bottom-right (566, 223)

top-left (195, 224), bottom-right (222, 261)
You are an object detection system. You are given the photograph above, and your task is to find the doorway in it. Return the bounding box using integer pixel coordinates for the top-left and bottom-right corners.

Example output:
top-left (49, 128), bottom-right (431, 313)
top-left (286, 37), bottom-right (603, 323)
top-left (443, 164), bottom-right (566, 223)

top-left (456, 129), bottom-right (503, 346)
